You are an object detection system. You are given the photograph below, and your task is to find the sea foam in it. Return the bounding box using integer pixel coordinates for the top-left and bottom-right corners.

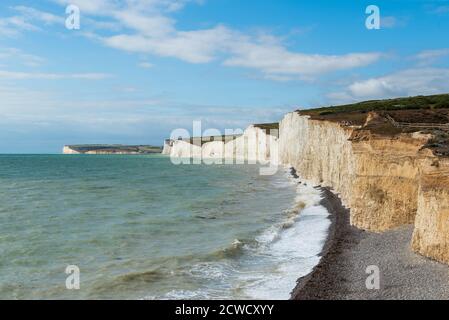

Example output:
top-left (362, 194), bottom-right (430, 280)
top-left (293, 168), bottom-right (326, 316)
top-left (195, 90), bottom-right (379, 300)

top-left (156, 167), bottom-right (332, 300)
top-left (236, 168), bottom-right (331, 299)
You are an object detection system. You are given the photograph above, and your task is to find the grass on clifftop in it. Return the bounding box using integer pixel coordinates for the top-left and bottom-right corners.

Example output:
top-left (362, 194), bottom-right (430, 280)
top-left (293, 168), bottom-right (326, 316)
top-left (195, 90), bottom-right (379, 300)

top-left (254, 123), bottom-right (279, 130)
top-left (300, 94), bottom-right (449, 116)
top-left (297, 94), bottom-right (449, 157)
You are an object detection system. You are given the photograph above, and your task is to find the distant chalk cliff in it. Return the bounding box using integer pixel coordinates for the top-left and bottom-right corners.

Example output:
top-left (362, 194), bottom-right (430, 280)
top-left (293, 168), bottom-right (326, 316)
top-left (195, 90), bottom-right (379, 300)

top-left (63, 145), bottom-right (162, 155)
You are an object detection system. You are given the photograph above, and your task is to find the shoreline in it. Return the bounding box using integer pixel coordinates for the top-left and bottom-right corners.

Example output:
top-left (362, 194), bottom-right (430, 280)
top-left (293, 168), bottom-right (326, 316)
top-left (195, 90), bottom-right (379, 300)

top-left (290, 178), bottom-right (449, 300)
top-left (290, 185), bottom-right (359, 300)
top-left (287, 167), bottom-right (352, 299)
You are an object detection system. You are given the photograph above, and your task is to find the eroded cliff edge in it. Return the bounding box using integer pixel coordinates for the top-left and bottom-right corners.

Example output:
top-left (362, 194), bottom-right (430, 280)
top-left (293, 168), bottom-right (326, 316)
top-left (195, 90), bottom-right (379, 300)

top-left (279, 111), bottom-right (449, 264)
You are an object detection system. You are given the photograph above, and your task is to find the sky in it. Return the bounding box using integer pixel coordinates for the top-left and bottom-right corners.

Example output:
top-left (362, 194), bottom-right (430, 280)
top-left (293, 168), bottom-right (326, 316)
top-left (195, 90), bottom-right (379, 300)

top-left (0, 0), bottom-right (449, 153)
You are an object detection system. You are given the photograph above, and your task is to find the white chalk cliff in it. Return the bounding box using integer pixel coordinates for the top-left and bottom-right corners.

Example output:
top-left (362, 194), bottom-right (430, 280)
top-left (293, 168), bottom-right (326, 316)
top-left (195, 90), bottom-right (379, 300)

top-left (279, 112), bottom-right (449, 264)
top-left (164, 125), bottom-right (279, 165)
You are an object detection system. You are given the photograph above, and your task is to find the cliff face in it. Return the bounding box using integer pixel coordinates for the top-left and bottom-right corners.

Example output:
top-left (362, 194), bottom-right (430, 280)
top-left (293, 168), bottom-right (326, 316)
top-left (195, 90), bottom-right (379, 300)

top-left (279, 112), bottom-right (449, 264)
top-left (412, 156), bottom-right (449, 263)
top-left (63, 146), bottom-right (80, 154)
top-left (166, 140), bottom-right (202, 159)
top-left (63, 145), bottom-right (162, 154)
top-left (349, 132), bottom-right (428, 231)
top-left (162, 142), bottom-right (172, 155)
top-left (279, 113), bottom-right (354, 207)
top-left (166, 126), bottom-right (278, 163)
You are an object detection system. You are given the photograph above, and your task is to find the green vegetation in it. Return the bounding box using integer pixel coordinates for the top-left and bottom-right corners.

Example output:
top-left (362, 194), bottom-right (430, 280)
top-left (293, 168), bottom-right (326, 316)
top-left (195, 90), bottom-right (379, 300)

top-left (301, 94), bottom-right (449, 116)
top-left (296, 94), bottom-right (449, 157)
top-left (254, 123), bottom-right (279, 130)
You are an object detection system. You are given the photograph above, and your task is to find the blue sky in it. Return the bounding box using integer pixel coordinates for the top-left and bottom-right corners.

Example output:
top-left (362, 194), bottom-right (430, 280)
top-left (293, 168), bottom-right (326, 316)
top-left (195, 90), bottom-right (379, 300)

top-left (0, 0), bottom-right (449, 153)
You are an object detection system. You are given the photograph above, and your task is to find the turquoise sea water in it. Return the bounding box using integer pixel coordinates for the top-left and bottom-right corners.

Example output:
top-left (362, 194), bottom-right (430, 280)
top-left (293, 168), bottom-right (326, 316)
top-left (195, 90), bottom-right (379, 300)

top-left (0, 154), bottom-right (330, 300)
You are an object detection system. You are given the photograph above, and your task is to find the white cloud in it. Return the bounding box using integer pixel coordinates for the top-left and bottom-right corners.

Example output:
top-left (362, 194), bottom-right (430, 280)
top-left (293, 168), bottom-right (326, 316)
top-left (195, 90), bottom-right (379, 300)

top-left (0, 48), bottom-right (45, 67)
top-left (224, 41), bottom-right (382, 78)
top-left (3, 4), bottom-right (119, 36)
top-left (37, 0), bottom-right (382, 79)
top-left (0, 16), bottom-right (40, 37)
top-left (52, 0), bottom-right (116, 15)
top-left (53, 0), bottom-right (197, 15)
top-left (101, 19), bottom-right (381, 77)
top-left (138, 62), bottom-right (154, 69)
top-left (0, 85), bottom-right (52, 109)
top-left (112, 10), bottom-right (175, 37)
top-left (413, 49), bottom-right (449, 65)
top-left (103, 25), bottom-right (233, 63)
top-left (328, 68), bottom-right (449, 103)
top-left (0, 6), bottom-right (65, 37)
top-left (0, 70), bottom-right (112, 80)
top-left (12, 6), bottom-right (64, 25)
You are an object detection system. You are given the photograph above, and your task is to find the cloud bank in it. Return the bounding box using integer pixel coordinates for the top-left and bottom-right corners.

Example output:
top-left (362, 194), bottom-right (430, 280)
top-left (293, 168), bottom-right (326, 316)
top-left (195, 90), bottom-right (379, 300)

top-left (48, 0), bottom-right (383, 80)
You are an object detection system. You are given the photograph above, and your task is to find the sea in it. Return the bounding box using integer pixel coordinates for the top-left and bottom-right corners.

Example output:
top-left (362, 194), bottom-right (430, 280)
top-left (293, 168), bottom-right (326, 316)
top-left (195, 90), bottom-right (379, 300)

top-left (0, 154), bottom-right (330, 300)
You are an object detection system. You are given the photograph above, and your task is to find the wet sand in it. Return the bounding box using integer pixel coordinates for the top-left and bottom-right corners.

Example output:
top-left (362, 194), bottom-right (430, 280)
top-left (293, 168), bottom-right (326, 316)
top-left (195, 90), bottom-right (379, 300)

top-left (291, 188), bottom-right (449, 300)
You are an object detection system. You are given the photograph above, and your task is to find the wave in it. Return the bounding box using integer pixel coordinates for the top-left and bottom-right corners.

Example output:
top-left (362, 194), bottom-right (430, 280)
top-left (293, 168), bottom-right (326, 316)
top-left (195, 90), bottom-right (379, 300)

top-left (141, 167), bottom-right (331, 300)
top-left (235, 167), bottom-right (331, 300)
top-left (208, 238), bottom-right (248, 259)
top-left (117, 269), bottom-right (165, 283)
